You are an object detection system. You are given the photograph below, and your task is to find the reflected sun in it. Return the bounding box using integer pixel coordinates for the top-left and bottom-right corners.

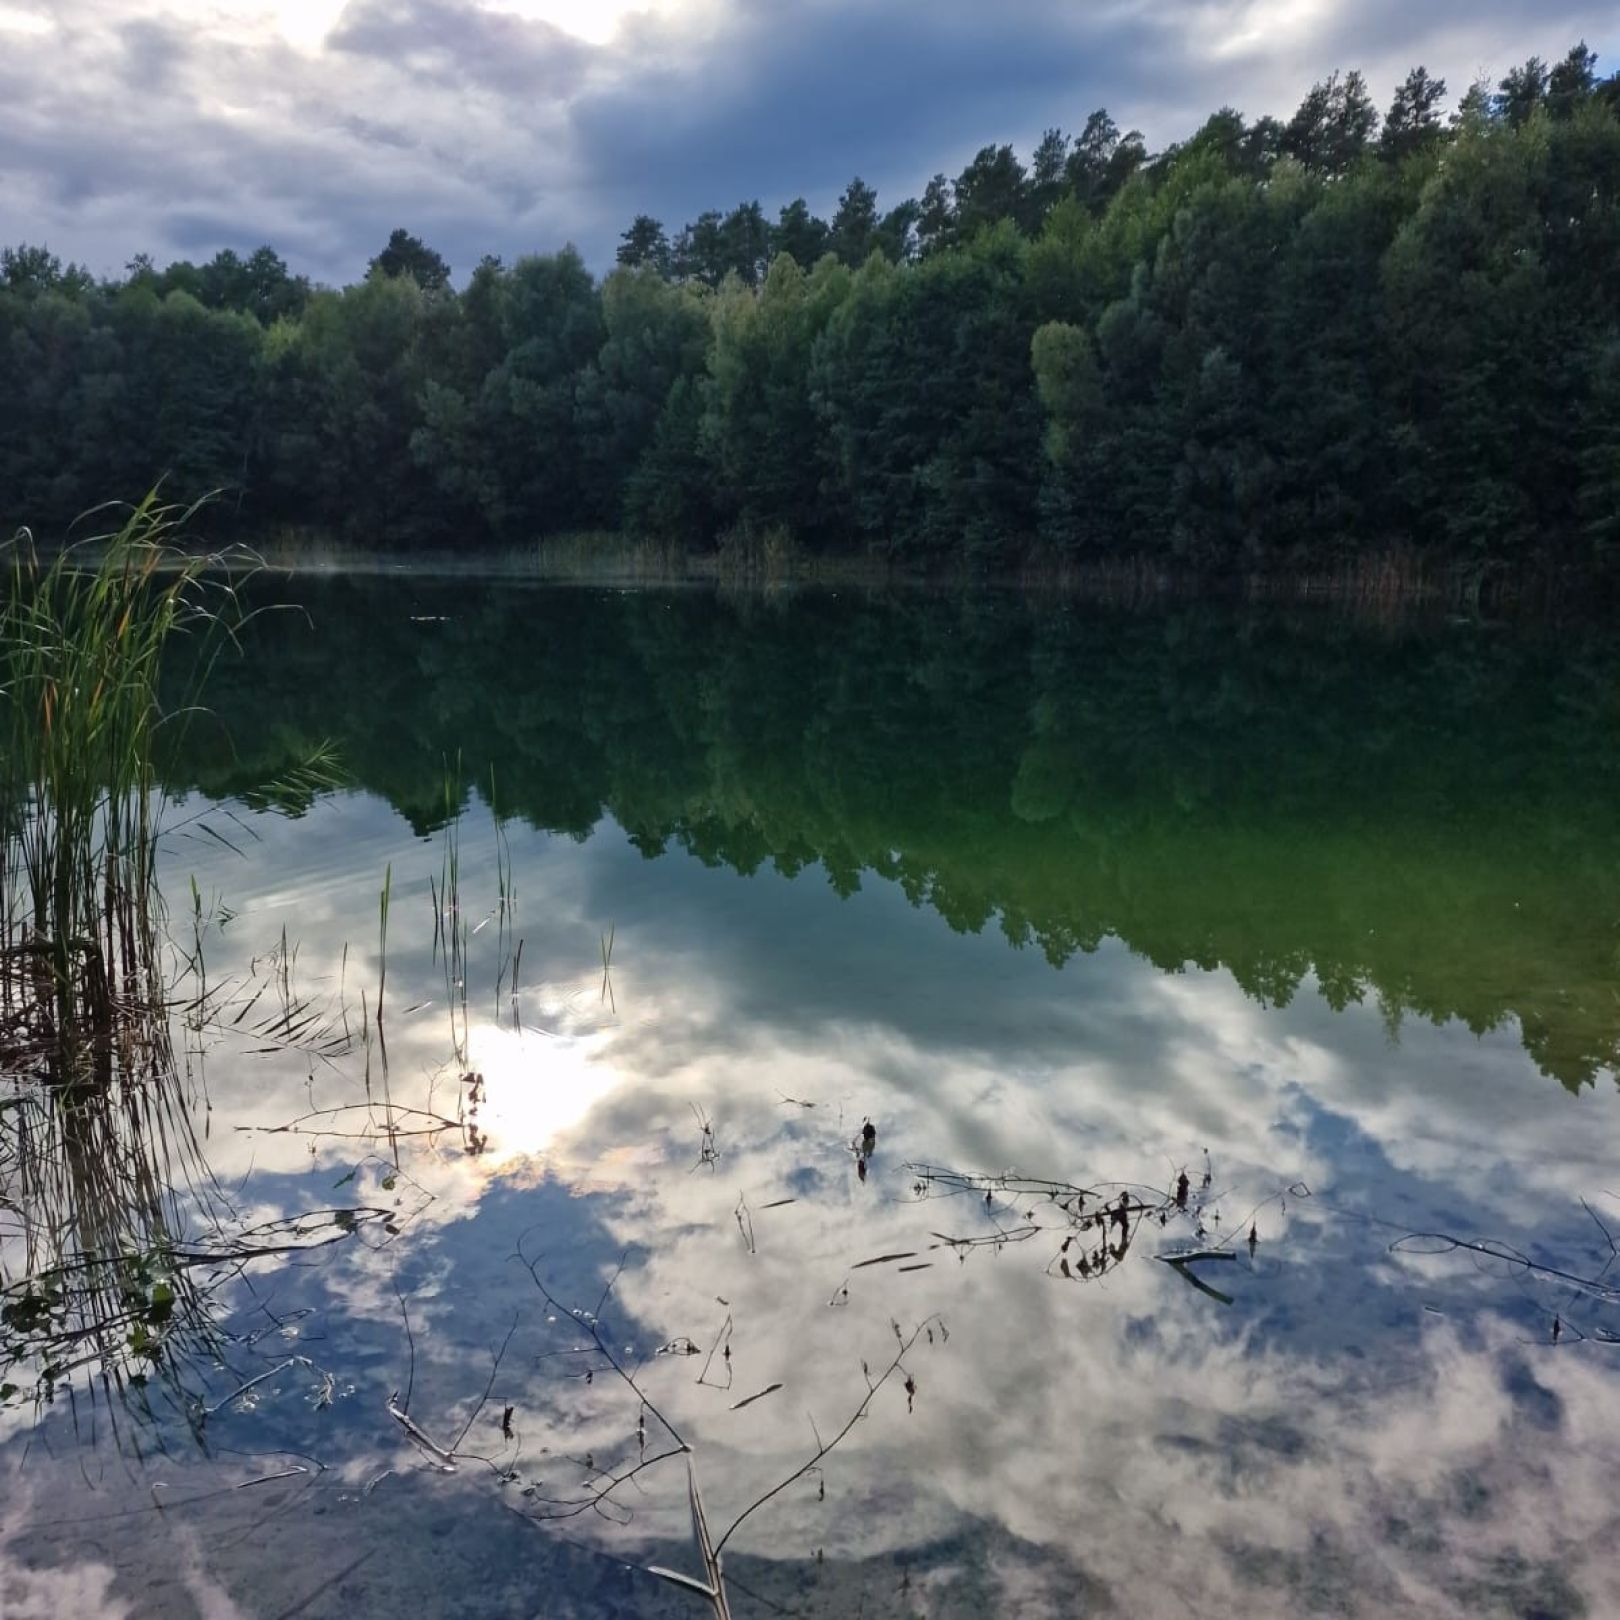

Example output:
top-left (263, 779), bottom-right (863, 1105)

top-left (467, 1022), bottom-right (624, 1164)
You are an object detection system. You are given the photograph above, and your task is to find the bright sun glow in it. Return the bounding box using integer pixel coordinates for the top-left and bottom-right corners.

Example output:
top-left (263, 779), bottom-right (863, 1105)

top-left (0, 4), bottom-right (51, 33)
top-left (157, 0), bottom-right (349, 52)
top-left (481, 0), bottom-right (653, 46)
top-left (468, 1023), bottom-right (624, 1163)
top-left (262, 0), bottom-right (348, 49)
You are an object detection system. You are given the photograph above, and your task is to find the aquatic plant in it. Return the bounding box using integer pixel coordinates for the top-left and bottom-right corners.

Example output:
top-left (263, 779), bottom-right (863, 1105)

top-left (0, 495), bottom-right (244, 1087)
top-left (0, 497), bottom-right (360, 1425)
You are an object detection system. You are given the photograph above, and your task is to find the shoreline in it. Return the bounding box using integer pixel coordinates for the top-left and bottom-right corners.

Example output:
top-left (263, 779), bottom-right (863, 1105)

top-left (27, 523), bottom-right (1612, 621)
top-left (241, 529), bottom-right (1615, 622)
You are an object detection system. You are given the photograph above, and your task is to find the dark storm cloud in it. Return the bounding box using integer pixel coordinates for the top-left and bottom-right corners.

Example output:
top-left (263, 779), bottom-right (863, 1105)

top-left (0, 0), bottom-right (1613, 282)
top-left (572, 0), bottom-right (1617, 230)
top-left (335, 114), bottom-right (421, 153)
top-left (570, 0), bottom-right (1174, 220)
top-left (163, 207), bottom-right (295, 252)
top-left (116, 15), bottom-right (190, 91)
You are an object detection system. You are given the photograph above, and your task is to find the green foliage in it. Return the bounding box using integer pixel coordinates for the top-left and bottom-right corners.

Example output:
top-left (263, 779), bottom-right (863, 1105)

top-left (2, 244), bottom-right (94, 300)
top-left (830, 177), bottom-right (881, 266)
top-left (444, 249), bottom-right (606, 541)
top-left (1381, 67), bottom-right (1448, 161)
top-left (705, 254), bottom-right (851, 540)
top-left (1030, 320), bottom-right (1101, 468)
top-left (141, 245), bottom-right (310, 322)
top-left (576, 267), bottom-right (711, 523)
top-left (617, 214), bottom-right (672, 275)
top-left (263, 272), bottom-right (451, 540)
top-left (624, 373), bottom-right (717, 540)
top-left (1282, 69), bottom-right (1379, 174)
top-left (1377, 110), bottom-right (1616, 551)
top-left (953, 144), bottom-right (1028, 239)
top-left (368, 227), bottom-right (452, 293)
top-left (811, 226), bottom-right (1040, 562)
top-left (773, 199), bottom-right (831, 267)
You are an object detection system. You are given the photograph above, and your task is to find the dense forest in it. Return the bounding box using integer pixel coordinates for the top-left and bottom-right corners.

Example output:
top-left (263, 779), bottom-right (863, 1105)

top-left (4, 42), bottom-right (1619, 570)
top-left (170, 580), bottom-right (1620, 1091)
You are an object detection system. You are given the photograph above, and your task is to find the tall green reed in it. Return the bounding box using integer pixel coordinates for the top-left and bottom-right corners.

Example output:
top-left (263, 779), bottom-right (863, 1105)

top-left (0, 498), bottom-right (367, 1426)
top-left (0, 495), bottom-right (242, 1087)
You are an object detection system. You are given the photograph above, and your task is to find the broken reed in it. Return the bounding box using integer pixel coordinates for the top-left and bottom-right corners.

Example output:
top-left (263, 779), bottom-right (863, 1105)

top-left (0, 497), bottom-right (239, 1087)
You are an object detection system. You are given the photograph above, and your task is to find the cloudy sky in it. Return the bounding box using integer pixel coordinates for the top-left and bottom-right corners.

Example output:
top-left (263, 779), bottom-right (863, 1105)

top-left (0, 0), bottom-right (1615, 286)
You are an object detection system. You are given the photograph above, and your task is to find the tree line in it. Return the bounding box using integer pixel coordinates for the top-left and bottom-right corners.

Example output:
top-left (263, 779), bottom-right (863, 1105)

top-left (3, 42), bottom-right (1618, 570)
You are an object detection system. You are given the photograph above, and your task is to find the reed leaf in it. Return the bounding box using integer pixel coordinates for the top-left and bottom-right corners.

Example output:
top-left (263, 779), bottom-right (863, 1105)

top-left (0, 493), bottom-right (243, 1086)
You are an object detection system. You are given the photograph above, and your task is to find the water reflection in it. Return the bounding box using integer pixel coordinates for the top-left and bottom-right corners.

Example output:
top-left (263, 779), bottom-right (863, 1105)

top-left (3, 580), bottom-right (1619, 1618)
top-left (170, 580), bottom-right (1620, 1091)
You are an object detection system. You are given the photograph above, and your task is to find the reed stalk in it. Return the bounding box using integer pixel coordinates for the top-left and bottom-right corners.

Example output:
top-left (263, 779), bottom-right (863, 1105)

top-left (0, 498), bottom-right (365, 1424)
top-left (0, 494), bottom-right (241, 1087)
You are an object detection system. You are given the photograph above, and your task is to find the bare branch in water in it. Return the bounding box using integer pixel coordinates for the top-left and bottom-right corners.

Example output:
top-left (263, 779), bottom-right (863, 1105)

top-left (711, 1313), bottom-right (942, 1559)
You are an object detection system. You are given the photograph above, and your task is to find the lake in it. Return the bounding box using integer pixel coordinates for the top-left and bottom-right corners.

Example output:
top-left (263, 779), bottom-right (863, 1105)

top-left (4, 575), bottom-right (1619, 1620)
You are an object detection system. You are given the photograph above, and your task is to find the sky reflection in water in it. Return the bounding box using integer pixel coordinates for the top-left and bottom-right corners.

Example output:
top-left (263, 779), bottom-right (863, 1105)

top-left (3, 581), bottom-right (1619, 1620)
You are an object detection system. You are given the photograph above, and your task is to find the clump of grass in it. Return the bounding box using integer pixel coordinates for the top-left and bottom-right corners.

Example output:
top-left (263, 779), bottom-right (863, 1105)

top-left (0, 495), bottom-right (243, 1088)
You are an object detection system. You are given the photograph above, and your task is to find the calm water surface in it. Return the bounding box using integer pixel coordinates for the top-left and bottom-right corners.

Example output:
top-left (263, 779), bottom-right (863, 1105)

top-left (4, 578), bottom-right (1619, 1619)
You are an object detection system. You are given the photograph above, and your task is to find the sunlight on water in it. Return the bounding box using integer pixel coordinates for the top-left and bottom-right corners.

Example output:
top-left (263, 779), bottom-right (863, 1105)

top-left (469, 1023), bottom-right (625, 1162)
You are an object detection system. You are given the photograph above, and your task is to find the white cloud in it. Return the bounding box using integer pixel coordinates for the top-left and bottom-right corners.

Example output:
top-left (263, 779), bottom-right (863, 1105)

top-left (0, 4), bottom-right (52, 33)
